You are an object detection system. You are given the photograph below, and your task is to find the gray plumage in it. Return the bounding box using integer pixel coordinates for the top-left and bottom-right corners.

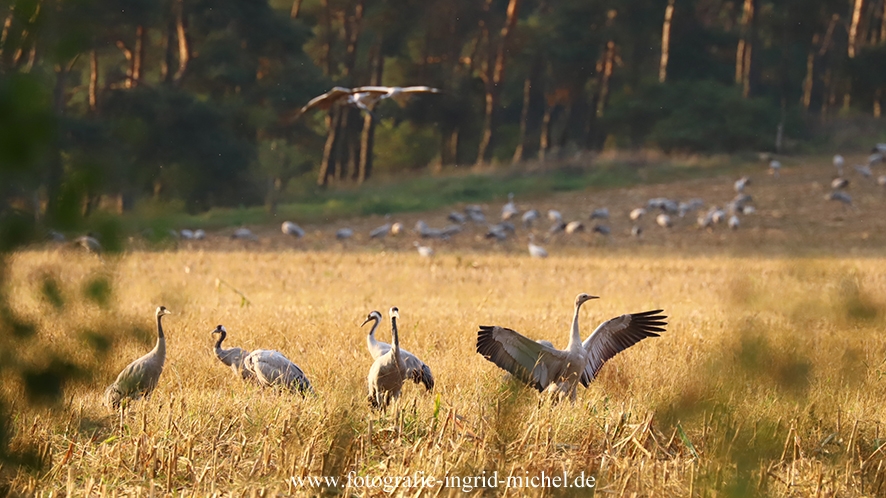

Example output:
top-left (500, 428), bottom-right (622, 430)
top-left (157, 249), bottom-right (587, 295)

top-left (370, 223), bottom-right (392, 239)
top-left (476, 294), bottom-right (666, 402)
top-left (590, 208), bottom-right (609, 220)
top-left (629, 208), bottom-right (646, 221)
top-left (831, 178), bottom-right (849, 190)
top-left (104, 306), bottom-right (171, 409)
top-left (448, 211), bottom-right (467, 224)
top-left (212, 325), bottom-right (254, 381)
top-left (362, 310), bottom-right (434, 391)
top-left (528, 236), bottom-right (548, 258)
top-left (501, 192), bottom-right (519, 221)
top-left (368, 307), bottom-right (408, 409)
top-left (73, 235), bottom-right (102, 254)
top-left (522, 209), bottom-right (540, 228)
top-left (336, 228), bottom-right (354, 240)
top-left (282, 221), bottom-right (305, 238)
top-left (243, 349), bottom-right (312, 394)
top-left (826, 191), bottom-right (852, 205)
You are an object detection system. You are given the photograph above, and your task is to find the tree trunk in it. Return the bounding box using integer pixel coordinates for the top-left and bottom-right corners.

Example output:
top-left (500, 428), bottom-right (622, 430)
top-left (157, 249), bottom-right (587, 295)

top-left (512, 75), bottom-right (532, 164)
top-left (476, 0), bottom-right (520, 165)
top-left (161, 15), bottom-right (175, 84)
top-left (596, 41), bottom-right (615, 117)
top-left (801, 40), bottom-right (815, 110)
top-left (358, 38), bottom-right (383, 184)
top-left (659, 0), bottom-right (675, 83)
top-left (132, 25), bottom-right (145, 87)
top-left (336, 109), bottom-right (351, 181)
top-left (88, 49), bottom-right (98, 112)
top-left (173, 0), bottom-right (190, 86)
top-left (539, 103), bottom-right (554, 162)
top-left (848, 0), bottom-right (864, 58)
top-left (736, 0), bottom-right (755, 97)
top-left (45, 64), bottom-right (70, 222)
top-left (321, 0), bottom-right (333, 76)
top-left (290, 0), bottom-right (304, 19)
top-left (317, 107), bottom-right (342, 186)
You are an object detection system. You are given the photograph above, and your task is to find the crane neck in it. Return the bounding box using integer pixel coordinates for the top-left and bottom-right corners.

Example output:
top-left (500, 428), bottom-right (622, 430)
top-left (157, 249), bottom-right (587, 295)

top-left (391, 316), bottom-right (400, 357)
top-left (567, 301), bottom-right (584, 350)
top-left (157, 314), bottom-right (165, 340)
top-left (214, 328), bottom-right (226, 351)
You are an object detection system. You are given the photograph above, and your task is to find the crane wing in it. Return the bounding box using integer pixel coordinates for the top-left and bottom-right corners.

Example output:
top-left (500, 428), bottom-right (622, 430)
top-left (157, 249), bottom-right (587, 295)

top-left (245, 349), bottom-right (312, 393)
top-left (399, 86), bottom-right (443, 94)
top-left (350, 86), bottom-right (391, 96)
top-left (476, 325), bottom-right (568, 391)
top-left (580, 310), bottom-right (667, 386)
top-left (401, 352), bottom-right (434, 391)
top-left (297, 87), bottom-right (353, 115)
top-left (369, 341), bottom-right (434, 391)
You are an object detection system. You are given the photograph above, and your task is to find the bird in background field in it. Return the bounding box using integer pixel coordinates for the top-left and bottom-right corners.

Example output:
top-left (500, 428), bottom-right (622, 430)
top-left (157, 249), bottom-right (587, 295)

top-left (232, 227), bottom-right (258, 241)
top-left (522, 209), bottom-right (540, 228)
top-left (528, 235), bottom-right (548, 258)
top-left (831, 178), bottom-right (849, 190)
top-left (291, 86), bottom-right (443, 121)
top-left (243, 348), bottom-right (313, 395)
top-left (282, 221), bottom-right (305, 238)
top-left (336, 228), bottom-right (354, 240)
top-left (656, 213), bottom-right (672, 228)
top-left (833, 154), bottom-right (845, 176)
top-left (104, 306), bottom-right (171, 409)
top-left (590, 208), bottom-right (609, 220)
top-left (476, 294), bottom-right (667, 402)
top-left (769, 159), bottom-right (781, 178)
top-left (501, 193), bottom-right (519, 221)
top-left (629, 208), bottom-right (646, 221)
top-left (211, 325), bottom-right (254, 381)
top-left (734, 176), bottom-right (750, 193)
top-left (370, 223), bottom-right (392, 239)
top-left (362, 310), bottom-right (434, 391)
top-left (414, 241), bottom-right (434, 257)
top-left (826, 191), bottom-right (853, 206)
top-left (73, 234), bottom-right (102, 254)
top-left (368, 307), bottom-right (408, 409)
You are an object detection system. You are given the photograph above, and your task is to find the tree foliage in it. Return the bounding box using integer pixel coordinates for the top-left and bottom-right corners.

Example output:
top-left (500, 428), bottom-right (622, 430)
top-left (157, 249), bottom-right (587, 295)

top-left (0, 0), bottom-right (884, 216)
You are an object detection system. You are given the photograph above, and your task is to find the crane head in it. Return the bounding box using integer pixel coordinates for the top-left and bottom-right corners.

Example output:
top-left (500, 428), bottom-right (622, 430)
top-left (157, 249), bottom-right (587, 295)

top-left (389, 307), bottom-right (400, 320)
top-left (361, 311), bottom-right (382, 327)
top-left (156, 306), bottom-right (171, 317)
top-left (212, 325), bottom-right (226, 335)
top-left (575, 294), bottom-right (599, 306)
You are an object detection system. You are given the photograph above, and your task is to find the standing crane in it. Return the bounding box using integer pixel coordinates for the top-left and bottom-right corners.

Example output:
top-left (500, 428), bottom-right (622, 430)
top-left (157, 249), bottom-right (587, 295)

top-left (104, 307), bottom-right (171, 409)
top-left (367, 307), bottom-right (408, 409)
top-left (362, 310), bottom-right (434, 390)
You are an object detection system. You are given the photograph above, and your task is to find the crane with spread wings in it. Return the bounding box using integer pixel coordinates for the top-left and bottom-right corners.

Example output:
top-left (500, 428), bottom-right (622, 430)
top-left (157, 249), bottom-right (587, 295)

top-left (476, 294), bottom-right (667, 402)
top-left (286, 85), bottom-right (442, 122)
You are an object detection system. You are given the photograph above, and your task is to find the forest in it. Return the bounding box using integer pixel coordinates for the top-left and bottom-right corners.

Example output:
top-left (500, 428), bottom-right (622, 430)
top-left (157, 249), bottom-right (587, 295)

top-left (1, 0), bottom-right (885, 219)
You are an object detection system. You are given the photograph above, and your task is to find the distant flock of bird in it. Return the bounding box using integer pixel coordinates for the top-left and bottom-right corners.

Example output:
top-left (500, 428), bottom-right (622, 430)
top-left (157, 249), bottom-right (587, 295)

top-left (104, 297), bottom-right (667, 410)
top-left (56, 144), bottom-right (886, 260)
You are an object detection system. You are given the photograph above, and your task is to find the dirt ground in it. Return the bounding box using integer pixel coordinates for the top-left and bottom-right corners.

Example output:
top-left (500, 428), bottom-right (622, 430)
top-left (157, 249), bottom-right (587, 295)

top-left (146, 155), bottom-right (886, 257)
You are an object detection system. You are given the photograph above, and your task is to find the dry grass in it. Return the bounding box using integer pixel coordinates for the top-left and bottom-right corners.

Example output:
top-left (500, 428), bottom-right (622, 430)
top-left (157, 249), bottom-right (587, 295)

top-left (3, 248), bottom-right (886, 496)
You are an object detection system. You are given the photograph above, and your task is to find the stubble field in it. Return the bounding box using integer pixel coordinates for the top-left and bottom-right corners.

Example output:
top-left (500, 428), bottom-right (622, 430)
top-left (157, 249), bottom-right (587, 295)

top-left (4, 247), bottom-right (886, 496)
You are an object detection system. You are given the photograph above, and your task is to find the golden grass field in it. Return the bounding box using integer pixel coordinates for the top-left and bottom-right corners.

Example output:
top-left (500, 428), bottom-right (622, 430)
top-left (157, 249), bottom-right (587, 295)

top-left (4, 250), bottom-right (886, 497)
top-left (4, 157), bottom-right (886, 496)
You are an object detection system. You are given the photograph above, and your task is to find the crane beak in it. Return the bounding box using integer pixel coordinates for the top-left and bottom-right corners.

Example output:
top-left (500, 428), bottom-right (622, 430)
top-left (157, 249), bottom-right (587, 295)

top-left (361, 318), bottom-right (372, 327)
